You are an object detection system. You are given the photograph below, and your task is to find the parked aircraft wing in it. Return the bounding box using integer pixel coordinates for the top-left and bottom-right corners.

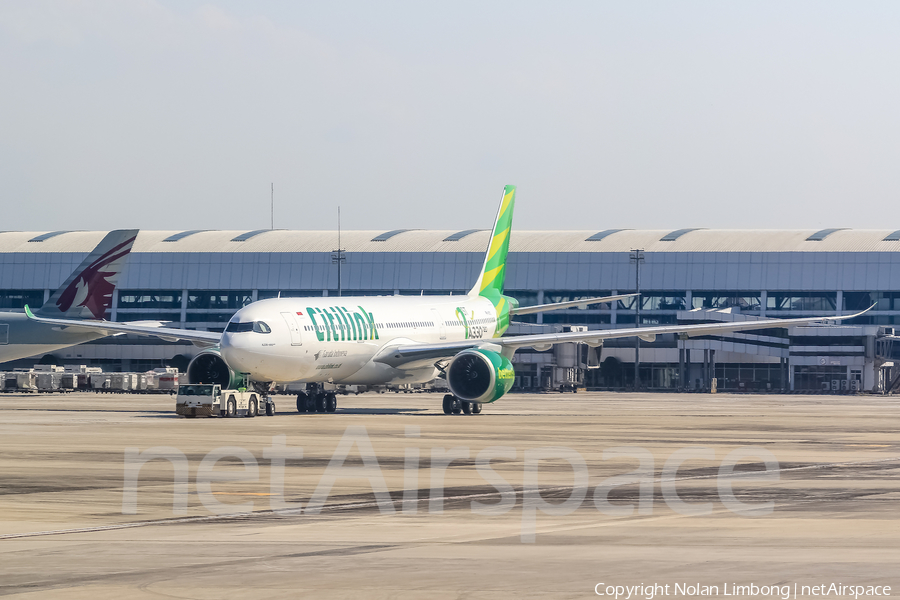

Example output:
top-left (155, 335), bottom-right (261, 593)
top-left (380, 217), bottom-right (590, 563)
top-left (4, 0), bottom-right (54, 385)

top-left (497, 306), bottom-right (874, 350)
top-left (509, 293), bottom-right (639, 316)
top-left (24, 305), bottom-right (221, 346)
top-left (373, 306), bottom-right (875, 368)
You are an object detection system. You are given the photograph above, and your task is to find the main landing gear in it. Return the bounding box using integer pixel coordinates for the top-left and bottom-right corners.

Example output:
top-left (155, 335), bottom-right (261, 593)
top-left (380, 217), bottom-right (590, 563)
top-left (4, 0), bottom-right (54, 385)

top-left (296, 384), bottom-right (337, 414)
top-left (442, 394), bottom-right (482, 415)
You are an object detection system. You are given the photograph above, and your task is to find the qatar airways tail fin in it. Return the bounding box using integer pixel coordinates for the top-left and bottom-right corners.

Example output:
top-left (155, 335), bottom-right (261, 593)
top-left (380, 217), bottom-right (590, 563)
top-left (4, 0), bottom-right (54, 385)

top-left (37, 229), bottom-right (139, 320)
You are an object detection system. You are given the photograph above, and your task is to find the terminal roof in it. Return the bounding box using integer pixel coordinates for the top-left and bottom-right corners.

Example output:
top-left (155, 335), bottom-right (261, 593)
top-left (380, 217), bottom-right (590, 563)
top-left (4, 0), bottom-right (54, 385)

top-left (443, 229), bottom-right (484, 242)
top-left (28, 231), bottom-right (71, 243)
top-left (231, 230), bottom-right (272, 242)
top-left (163, 230), bottom-right (207, 242)
top-left (806, 228), bottom-right (848, 241)
top-left (6, 229), bottom-right (900, 254)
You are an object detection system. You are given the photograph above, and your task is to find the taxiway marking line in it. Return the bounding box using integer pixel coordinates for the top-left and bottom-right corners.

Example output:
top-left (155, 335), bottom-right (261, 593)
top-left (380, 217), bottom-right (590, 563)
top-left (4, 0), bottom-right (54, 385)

top-left (1, 455), bottom-right (897, 541)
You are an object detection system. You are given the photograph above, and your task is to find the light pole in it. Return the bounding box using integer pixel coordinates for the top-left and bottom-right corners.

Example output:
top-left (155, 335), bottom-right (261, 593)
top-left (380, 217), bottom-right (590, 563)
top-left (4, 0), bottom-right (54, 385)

top-left (630, 248), bottom-right (645, 389)
top-left (332, 207), bottom-right (346, 297)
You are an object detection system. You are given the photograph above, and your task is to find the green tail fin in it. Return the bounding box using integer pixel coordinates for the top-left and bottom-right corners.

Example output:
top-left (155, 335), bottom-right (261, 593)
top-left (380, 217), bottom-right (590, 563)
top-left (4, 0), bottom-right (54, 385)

top-left (469, 185), bottom-right (516, 297)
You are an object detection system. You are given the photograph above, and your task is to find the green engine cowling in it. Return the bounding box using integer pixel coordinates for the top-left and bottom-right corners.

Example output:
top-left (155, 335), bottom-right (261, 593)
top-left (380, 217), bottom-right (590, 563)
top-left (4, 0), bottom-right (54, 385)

top-left (446, 348), bottom-right (515, 404)
top-left (186, 348), bottom-right (245, 389)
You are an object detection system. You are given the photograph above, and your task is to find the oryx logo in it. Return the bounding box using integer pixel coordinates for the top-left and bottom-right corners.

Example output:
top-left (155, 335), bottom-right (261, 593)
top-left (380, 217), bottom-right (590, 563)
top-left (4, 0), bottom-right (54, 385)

top-left (314, 351), bottom-right (322, 361)
top-left (455, 307), bottom-right (470, 339)
top-left (56, 236), bottom-right (136, 319)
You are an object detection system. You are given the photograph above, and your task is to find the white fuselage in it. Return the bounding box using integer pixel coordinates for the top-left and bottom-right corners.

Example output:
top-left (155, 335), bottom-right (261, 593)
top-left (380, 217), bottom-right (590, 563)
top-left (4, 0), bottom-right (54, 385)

top-left (220, 295), bottom-right (499, 385)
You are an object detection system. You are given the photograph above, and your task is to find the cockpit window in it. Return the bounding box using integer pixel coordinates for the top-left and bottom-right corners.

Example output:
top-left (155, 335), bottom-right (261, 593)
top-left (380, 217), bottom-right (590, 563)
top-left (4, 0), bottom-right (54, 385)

top-left (226, 321), bottom-right (253, 333)
top-left (226, 321), bottom-right (270, 334)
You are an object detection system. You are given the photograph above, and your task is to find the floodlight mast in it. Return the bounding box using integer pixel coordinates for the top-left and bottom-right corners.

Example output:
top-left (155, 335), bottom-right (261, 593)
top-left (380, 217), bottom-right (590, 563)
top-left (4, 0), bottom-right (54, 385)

top-left (630, 248), bottom-right (645, 389)
top-left (332, 206), bottom-right (346, 297)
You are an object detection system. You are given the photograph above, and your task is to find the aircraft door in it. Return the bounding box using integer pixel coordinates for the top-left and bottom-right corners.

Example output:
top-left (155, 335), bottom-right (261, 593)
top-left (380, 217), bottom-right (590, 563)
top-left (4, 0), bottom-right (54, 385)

top-left (431, 309), bottom-right (446, 340)
top-left (280, 312), bottom-right (303, 346)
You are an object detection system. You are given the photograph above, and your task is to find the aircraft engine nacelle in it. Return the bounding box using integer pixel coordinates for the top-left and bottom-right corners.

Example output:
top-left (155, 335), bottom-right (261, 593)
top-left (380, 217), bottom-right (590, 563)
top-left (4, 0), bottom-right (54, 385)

top-left (446, 348), bottom-right (515, 404)
top-left (186, 349), bottom-right (243, 389)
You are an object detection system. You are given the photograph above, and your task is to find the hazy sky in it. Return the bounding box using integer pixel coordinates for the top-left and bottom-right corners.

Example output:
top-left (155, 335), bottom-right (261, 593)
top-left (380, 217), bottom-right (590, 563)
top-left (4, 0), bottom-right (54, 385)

top-left (2, 1), bottom-right (900, 232)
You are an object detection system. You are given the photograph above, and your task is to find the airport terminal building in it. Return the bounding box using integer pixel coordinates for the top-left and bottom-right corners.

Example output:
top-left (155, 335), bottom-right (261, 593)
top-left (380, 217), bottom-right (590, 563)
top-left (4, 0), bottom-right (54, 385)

top-left (3, 227), bottom-right (900, 393)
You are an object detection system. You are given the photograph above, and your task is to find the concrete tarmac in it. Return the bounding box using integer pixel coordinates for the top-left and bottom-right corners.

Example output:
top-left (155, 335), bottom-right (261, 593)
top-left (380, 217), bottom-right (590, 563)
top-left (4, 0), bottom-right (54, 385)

top-left (0, 391), bottom-right (898, 599)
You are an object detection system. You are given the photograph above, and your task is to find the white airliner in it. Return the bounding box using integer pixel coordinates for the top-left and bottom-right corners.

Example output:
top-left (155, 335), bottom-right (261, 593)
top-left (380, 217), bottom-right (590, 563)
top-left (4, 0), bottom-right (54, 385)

top-left (26, 186), bottom-right (870, 414)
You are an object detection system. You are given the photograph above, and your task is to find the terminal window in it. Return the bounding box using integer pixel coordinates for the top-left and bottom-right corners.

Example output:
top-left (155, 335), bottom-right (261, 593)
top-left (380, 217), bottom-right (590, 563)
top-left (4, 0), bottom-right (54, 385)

top-left (117, 291), bottom-right (182, 309)
top-left (691, 292), bottom-right (760, 310)
top-left (641, 293), bottom-right (687, 311)
top-left (843, 291), bottom-right (900, 311)
top-left (0, 290), bottom-right (44, 310)
top-left (187, 291), bottom-right (252, 310)
top-left (544, 291), bottom-right (613, 305)
top-left (766, 292), bottom-right (836, 311)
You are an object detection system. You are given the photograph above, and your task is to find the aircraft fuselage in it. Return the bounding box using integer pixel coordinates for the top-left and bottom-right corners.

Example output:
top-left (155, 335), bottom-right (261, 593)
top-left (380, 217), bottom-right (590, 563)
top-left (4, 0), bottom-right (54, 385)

top-left (220, 295), bottom-right (500, 385)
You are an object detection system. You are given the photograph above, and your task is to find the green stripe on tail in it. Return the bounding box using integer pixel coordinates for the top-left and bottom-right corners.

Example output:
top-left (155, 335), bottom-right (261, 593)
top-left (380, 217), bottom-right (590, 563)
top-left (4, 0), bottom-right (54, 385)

top-left (469, 185), bottom-right (519, 337)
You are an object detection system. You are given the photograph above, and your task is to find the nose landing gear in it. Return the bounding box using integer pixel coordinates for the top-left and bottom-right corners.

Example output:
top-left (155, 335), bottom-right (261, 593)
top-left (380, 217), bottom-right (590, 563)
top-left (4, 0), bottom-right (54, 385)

top-left (442, 394), bottom-right (481, 415)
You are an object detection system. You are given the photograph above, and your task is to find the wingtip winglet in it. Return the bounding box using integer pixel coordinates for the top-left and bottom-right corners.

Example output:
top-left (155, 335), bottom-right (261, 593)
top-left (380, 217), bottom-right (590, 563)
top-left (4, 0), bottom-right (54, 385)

top-left (24, 304), bottom-right (34, 319)
top-left (835, 303), bottom-right (876, 321)
top-left (853, 303), bottom-right (877, 317)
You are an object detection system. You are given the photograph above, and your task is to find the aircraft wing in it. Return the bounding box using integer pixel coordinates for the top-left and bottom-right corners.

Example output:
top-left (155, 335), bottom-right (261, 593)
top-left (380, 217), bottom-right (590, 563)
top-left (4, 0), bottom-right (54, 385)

top-left (24, 305), bottom-right (221, 346)
top-left (373, 306), bottom-right (874, 368)
top-left (510, 293), bottom-right (639, 316)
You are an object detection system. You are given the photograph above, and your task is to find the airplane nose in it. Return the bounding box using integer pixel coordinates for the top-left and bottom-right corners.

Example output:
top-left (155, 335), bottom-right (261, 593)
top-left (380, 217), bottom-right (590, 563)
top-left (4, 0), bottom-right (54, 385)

top-left (220, 317), bottom-right (302, 381)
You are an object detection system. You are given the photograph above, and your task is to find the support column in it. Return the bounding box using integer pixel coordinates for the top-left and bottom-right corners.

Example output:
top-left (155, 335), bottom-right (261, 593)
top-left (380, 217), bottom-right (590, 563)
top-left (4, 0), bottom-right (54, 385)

top-left (835, 290), bottom-right (843, 316)
top-left (703, 349), bottom-right (709, 390)
top-left (180, 289), bottom-right (188, 324)
top-left (678, 346), bottom-right (685, 391)
top-left (760, 290), bottom-right (767, 318)
top-left (610, 290), bottom-right (617, 325)
top-left (783, 357), bottom-right (789, 392)
top-left (779, 358), bottom-right (784, 392)
top-left (537, 290), bottom-right (544, 325)
top-left (685, 349), bottom-right (692, 389)
top-left (110, 289), bottom-right (118, 321)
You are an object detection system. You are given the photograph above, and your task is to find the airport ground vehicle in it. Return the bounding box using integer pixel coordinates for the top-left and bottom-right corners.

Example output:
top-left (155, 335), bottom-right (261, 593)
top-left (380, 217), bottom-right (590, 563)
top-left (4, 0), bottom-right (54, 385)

top-left (175, 384), bottom-right (275, 418)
